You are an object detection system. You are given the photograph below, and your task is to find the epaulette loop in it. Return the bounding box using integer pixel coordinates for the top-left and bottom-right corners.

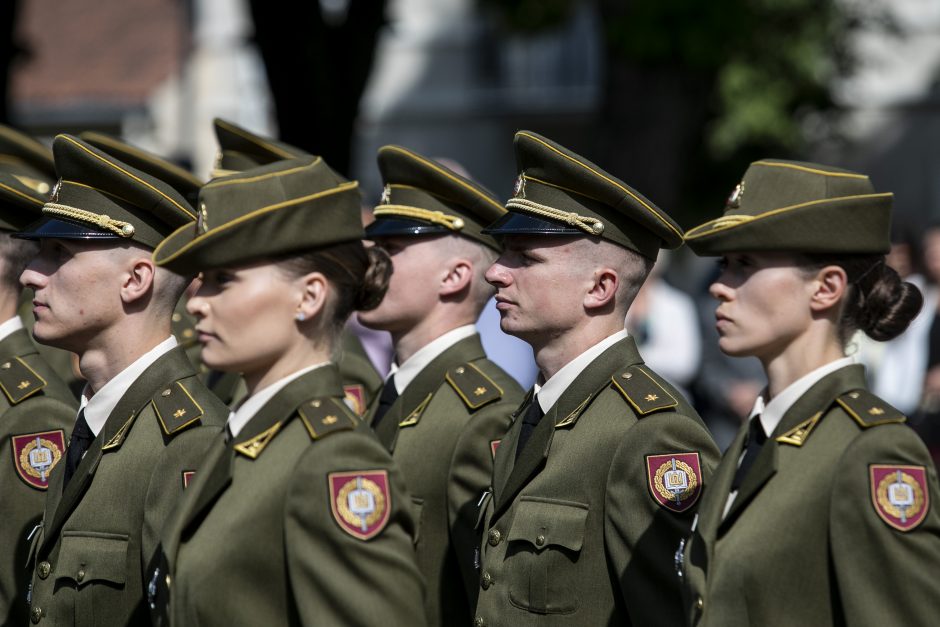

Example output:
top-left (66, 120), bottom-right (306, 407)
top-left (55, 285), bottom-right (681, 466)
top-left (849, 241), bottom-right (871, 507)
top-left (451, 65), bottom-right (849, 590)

top-left (610, 365), bottom-right (677, 416)
top-left (297, 397), bottom-right (357, 440)
top-left (445, 362), bottom-right (503, 410)
top-left (152, 380), bottom-right (204, 436)
top-left (836, 389), bottom-right (905, 428)
top-left (0, 357), bottom-right (47, 404)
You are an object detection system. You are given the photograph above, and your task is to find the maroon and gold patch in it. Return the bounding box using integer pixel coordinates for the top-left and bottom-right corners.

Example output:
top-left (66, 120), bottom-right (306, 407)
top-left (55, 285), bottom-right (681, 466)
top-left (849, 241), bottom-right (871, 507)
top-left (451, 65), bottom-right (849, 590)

top-left (870, 464), bottom-right (929, 531)
top-left (343, 385), bottom-right (367, 416)
top-left (182, 470), bottom-right (196, 488)
top-left (646, 452), bottom-right (702, 513)
top-left (11, 430), bottom-right (65, 490)
top-left (329, 470), bottom-right (391, 540)
top-left (490, 440), bottom-right (501, 460)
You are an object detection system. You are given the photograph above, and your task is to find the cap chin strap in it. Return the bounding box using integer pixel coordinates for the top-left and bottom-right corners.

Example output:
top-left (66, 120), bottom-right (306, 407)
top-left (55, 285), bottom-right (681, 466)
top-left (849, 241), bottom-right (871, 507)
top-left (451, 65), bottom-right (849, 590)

top-left (42, 202), bottom-right (136, 238)
top-left (506, 197), bottom-right (605, 235)
top-left (373, 205), bottom-right (465, 230)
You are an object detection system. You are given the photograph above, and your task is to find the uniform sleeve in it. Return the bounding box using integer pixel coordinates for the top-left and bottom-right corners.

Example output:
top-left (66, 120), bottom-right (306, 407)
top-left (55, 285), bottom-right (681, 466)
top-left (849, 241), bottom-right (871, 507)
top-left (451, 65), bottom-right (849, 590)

top-left (285, 431), bottom-right (427, 627)
top-left (605, 411), bottom-right (720, 627)
top-left (830, 425), bottom-right (940, 626)
top-left (446, 398), bottom-right (514, 597)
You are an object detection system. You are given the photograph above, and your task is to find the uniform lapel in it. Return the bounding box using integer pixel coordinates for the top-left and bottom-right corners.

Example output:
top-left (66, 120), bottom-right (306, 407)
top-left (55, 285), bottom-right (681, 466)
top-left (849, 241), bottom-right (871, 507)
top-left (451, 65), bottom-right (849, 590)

top-left (696, 425), bottom-right (747, 544)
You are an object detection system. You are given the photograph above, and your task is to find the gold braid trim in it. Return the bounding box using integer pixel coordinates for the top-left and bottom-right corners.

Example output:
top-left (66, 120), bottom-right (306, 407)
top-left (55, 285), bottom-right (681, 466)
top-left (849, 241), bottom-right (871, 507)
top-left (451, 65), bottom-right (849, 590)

top-left (506, 197), bottom-right (605, 235)
top-left (43, 202), bottom-right (136, 238)
top-left (373, 205), bottom-right (465, 230)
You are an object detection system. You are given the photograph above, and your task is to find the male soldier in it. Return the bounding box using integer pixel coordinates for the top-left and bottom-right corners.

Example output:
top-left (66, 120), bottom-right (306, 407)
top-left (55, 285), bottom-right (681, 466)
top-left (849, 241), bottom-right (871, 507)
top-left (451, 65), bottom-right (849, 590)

top-left (357, 145), bottom-right (522, 625)
top-left (473, 131), bottom-right (720, 627)
top-left (18, 134), bottom-right (228, 626)
top-left (0, 172), bottom-right (76, 626)
top-left (206, 117), bottom-right (382, 411)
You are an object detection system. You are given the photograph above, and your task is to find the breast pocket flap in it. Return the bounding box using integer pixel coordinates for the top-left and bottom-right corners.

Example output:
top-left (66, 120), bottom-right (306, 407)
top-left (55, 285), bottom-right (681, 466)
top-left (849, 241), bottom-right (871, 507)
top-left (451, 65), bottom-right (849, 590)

top-left (507, 498), bottom-right (588, 553)
top-left (55, 532), bottom-right (129, 586)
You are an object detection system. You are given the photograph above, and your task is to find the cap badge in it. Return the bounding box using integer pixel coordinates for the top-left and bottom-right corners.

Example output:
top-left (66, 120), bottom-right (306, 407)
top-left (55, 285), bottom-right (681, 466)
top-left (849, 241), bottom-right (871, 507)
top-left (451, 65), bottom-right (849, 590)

top-left (726, 182), bottom-right (745, 208)
top-left (196, 202), bottom-right (209, 234)
top-left (380, 184), bottom-right (392, 205)
top-left (512, 174), bottom-right (526, 198)
top-left (50, 179), bottom-right (62, 203)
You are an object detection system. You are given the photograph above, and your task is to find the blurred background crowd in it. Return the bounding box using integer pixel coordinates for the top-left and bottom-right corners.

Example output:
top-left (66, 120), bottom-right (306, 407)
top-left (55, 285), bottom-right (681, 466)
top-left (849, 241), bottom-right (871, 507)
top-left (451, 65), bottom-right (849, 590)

top-left (2, 0), bottom-right (940, 455)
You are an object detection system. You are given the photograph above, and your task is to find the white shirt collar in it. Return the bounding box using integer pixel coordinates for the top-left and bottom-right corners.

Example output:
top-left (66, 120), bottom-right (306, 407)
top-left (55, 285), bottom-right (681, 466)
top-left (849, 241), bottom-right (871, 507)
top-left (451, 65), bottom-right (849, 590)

top-left (749, 356), bottom-right (855, 437)
top-left (388, 325), bottom-right (476, 394)
top-left (79, 336), bottom-right (178, 436)
top-left (536, 329), bottom-right (628, 413)
top-left (0, 316), bottom-right (24, 343)
top-left (227, 362), bottom-right (330, 438)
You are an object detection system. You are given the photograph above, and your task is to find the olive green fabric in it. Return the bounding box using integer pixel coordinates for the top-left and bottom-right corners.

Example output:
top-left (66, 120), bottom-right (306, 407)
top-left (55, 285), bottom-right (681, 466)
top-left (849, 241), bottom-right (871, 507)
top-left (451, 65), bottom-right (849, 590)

top-left (20, 134), bottom-right (196, 248)
top-left (212, 117), bottom-right (309, 177)
top-left (339, 329), bottom-right (383, 415)
top-left (0, 328), bottom-right (76, 626)
top-left (26, 347), bottom-right (228, 627)
top-left (0, 125), bottom-right (56, 195)
top-left (486, 130), bottom-right (683, 259)
top-left (79, 132), bottom-right (204, 206)
top-left (474, 336), bottom-right (719, 626)
top-left (0, 171), bottom-right (46, 230)
top-left (685, 160), bottom-right (893, 255)
top-left (365, 334), bottom-right (521, 626)
top-left (153, 157), bottom-right (362, 275)
top-left (681, 365), bottom-right (940, 626)
top-left (154, 364), bottom-right (426, 626)
top-left (369, 145), bottom-right (507, 251)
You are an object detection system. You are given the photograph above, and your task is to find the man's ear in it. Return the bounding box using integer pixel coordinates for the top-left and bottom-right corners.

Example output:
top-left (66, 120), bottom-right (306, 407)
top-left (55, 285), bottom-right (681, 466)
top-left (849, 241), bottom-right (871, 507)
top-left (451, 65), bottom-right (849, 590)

top-left (120, 257), bottom-right (157, 305)
top-left (809, 265), bottom-right (848, 314)
top-left (583, 267), bottom-right (619, 312)
top-left (439, 258), bottom-right (473, 297)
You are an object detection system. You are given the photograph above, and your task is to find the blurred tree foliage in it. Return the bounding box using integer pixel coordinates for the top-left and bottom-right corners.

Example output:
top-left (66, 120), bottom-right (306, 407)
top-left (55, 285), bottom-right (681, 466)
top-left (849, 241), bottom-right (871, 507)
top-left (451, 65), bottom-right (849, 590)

top-left (480, 0), bottom-right (891, 223)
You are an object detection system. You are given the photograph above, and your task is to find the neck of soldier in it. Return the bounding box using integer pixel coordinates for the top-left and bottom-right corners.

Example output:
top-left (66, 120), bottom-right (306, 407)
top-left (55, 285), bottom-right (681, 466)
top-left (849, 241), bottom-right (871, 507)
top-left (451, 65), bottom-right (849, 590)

top-left (243, 337), bottom-right (332, 397)
top-left (78, 312), bottom-right (173, 396)
top-left (761, 319), bottom-right (845, 400)
top-left (392, 304), bottom-right (477, 365)
top-left (532, 314), bottom-right (625, 382)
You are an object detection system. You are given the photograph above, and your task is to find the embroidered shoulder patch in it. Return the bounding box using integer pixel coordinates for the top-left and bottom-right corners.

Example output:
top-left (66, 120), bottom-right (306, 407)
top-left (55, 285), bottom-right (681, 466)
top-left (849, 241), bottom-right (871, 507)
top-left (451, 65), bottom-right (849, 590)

top-left (343, 384), bottom-right (367, 416)
top-left (297, 397), bottom-right (357, 440)
top-left (837, 390), bottom-right (905, 428)
top-left (152, 381), bottom-right (204, 436)
top-left (11, 430), bottom-right (65, 490)
top-left (646, 452), bottom-right (702, 513)
top-left (445, 362), bottom-right (503, 410)
top-left (329, 470), bottom-right (392, 540)
top-left (870, 464), bottom-right (929, 531)
top-left (0, 357), bottom-right (47, 404)
top-left (612, 366), bottom-right (678, 416)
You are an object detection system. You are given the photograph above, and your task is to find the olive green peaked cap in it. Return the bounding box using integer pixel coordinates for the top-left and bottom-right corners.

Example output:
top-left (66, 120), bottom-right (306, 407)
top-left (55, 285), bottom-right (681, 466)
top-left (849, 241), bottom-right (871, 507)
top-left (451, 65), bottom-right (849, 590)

top-left (365, 145), bottom-right (506, 251)
top-left (15, 134), bottom-right (196, 249)
top-left (0, 125), bottom-right (56, 195)
top-left (154, 156), bottom-right (362, 275)
top-left (212, 118), bottom-right (310, 177)
top-left (80, 132), bottom-right (204, 206)
top-left (482, 130), bottom-right (683, 260)
top-left (0, 171), bottom-right (47, 231)
top-left (685, 159), bottom-right (893, 255)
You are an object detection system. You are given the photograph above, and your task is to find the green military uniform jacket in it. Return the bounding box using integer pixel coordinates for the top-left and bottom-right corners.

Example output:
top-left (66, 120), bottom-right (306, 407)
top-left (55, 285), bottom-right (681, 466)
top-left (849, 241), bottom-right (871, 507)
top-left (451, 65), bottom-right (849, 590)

top-left (680, 364), bottom-right (940, 626)
top-left (0, 326), bottom-right (76, 626)
top-left (475, 336), bottom-right (720, 627)
top-left (26, 346), bottom-right (228, 627)
top-left (154, 364), bottom-right (426, 627)
top-left (368, 333), bottom-right (521, 626)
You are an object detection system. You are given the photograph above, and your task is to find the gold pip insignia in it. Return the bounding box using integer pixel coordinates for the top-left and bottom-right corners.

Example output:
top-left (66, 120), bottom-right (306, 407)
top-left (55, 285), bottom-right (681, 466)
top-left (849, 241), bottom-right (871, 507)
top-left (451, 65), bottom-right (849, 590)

top-left (445, 362), bottom-right (502, 410)
top-left (298, 397), bottom-right (356, 439)
top-left (611, 366), bottom-right (678, 416)
top-left (836, 389), bottom-right (905, 428)
top-left (0, 357), bottom-right (47, 404)
top-left (152, 381), bottom-right (204, 435)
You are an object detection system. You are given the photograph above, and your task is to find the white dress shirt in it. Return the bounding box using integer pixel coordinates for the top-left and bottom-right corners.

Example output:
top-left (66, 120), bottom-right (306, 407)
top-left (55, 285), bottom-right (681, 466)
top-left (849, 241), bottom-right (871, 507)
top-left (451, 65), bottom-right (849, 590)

top-left (535, 329), bottom-right (629, 413)
top-left (387, 325), bottom-right (477, 394)
top-left (0, 315), bottom-right (24, 343)
top-left (227, 362), bottom-right (330, 438)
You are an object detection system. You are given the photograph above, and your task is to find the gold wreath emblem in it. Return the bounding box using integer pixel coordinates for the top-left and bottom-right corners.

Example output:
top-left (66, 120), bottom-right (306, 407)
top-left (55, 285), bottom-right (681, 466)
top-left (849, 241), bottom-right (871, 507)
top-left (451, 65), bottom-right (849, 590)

top-left (336, 476), bottom-right (386, 530)
top-left (653, 459), bottom-right (698, 503)
top-left (19, 437), bottom-right (63, 480)
top-left (877, 471), bottom-right (924, 520)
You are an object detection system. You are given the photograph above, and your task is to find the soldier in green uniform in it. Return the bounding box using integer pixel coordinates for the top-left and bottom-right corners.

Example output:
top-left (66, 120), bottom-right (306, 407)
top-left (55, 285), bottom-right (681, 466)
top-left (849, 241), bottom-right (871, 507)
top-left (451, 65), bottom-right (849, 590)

top-left (206, 117), bottom-right (383, 411)
top-left (148, 156), bottom-right (425, 626)
top-left (474, 131), bottom-right (720, 627)
top-left (17, 135), bottom-right (229, 627)
top-left (357, 145), bottom-right (523, 625)
top-left (0, 172), bottom-right (76, 626)
top-left (679, 160), bottom-right (940, 626)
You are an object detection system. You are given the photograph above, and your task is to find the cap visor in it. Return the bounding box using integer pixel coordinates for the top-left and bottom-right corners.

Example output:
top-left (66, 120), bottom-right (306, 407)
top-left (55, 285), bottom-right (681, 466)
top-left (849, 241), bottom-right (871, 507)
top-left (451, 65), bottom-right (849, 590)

top-left (364, 216), bottom-right (452, 238)
top-left (481, 211), bottom-right (582, 236)
top-left (13, 215), bottom-right (124, 241)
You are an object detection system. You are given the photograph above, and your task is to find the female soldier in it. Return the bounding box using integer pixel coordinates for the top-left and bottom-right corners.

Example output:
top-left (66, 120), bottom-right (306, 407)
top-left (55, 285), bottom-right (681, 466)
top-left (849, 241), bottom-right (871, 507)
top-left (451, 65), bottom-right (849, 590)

top-left (147, 156), bottom-right (426, 626)
top-left (679, 159), bottom-right (940, 626)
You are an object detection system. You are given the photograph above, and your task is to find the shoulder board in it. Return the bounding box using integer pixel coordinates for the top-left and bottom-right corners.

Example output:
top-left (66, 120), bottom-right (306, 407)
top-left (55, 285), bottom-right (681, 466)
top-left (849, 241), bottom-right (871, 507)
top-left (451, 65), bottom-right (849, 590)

top-left (297, 397), bottom-right (357, 440)
top-left (611, 365), bottom-right (678, 416)
top-left (445, 362), bottom-right (503, 410)
top-left (0, 356), bottom-right (47, 404)
top-left (835, 389), bottom-right (906, 428)
top-left (152, 380), bottom-right (205, 436)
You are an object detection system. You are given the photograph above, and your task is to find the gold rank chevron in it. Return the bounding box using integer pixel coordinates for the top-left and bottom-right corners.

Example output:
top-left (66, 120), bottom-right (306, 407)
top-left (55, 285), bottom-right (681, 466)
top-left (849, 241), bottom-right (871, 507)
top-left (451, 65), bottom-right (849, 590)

top-left (775, 412), bottom-right (822, 447)
top-left (234, 422), bottom-right (282, 459)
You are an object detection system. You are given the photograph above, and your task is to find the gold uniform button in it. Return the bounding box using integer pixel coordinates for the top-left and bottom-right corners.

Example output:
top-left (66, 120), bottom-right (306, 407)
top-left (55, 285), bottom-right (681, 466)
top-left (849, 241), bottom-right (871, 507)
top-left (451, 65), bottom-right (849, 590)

top-left (487, 529), bottom-right (501, 546)
top-left (696, 596), bottom-right (704, 611)
top-left (76, 568), bottom-right (85, 582)
top-left (37, 561), bottom-right (51, 579)
top-left (535, 534), bottom-right (546, 547)
top-left (481, 571), bottom-right (492, 590)
top-left (172, 313), bottom-right (182, 322)
top-left (30, 607), bottom-right (42, 624)
top-left (473, 618), bottom-right (486, 627)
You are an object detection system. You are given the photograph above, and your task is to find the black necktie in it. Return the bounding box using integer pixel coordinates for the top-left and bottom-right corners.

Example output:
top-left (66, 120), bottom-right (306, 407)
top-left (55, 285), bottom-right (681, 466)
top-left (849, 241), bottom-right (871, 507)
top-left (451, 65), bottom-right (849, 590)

top-left (515, 396), bottom-right (544, 461)
top-left (371, 376), bottom-right (399, 428)
top-left (63, 409), bottom-right (95, 488)
top-left (731, 416), bottom-right (766, 491)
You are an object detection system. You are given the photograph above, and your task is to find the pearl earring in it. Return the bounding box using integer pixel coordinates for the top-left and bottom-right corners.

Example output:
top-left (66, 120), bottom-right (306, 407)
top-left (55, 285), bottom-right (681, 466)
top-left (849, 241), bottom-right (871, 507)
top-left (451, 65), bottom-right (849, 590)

top-left (295, 312), bottom-right (306, 322)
